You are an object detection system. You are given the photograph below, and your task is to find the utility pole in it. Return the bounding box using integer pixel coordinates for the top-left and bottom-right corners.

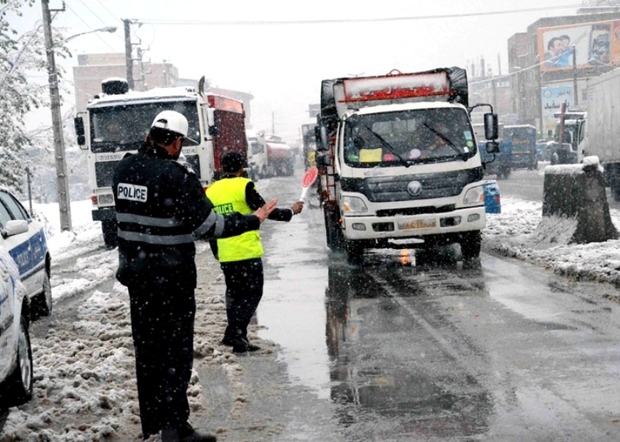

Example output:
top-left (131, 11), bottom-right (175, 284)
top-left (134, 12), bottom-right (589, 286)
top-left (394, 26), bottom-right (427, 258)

top-left (572, 44), bottom-right (579, 107)
top-left (41, 0), bottom-right (72, 232)
top-left (123, 19), bottom-right (134, 89)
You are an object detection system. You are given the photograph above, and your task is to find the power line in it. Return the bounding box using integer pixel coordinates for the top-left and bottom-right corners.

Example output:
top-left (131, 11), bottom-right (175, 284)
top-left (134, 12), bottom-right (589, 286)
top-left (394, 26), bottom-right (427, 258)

top-left (71, 0), bottom-right (108, 27)
top-left (65, 1), bottom-right (123, 47)
top-left (90, 0), bottom-right (123, 26)
top-left (132, 4), bottom-right (582, 26)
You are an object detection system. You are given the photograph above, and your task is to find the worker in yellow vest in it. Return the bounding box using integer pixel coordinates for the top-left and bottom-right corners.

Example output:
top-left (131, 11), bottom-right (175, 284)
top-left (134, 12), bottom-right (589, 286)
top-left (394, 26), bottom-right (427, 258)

top-left (206, 152), bottom-right (304, 352)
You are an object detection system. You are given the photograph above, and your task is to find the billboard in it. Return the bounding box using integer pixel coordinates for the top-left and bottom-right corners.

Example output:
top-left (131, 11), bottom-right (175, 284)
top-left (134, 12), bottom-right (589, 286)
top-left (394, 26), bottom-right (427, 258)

top-left (541, 85), bottom-right (573, 135)
top-left (537, 20), bottom-right (620, 71)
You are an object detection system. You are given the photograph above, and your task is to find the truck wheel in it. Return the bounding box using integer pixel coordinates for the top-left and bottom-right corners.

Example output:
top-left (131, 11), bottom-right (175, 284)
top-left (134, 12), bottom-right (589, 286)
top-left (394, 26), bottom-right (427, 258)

top-left (102, 220), bottom-right (118, 250)
top-left (460, 230), bottom-right (481, 261)
top-left (345, 240), bottom-right (364, 265)
top-left (0, 315), bottom-right (33, 409)
top-left (324, 210), bottom-right (344, 252)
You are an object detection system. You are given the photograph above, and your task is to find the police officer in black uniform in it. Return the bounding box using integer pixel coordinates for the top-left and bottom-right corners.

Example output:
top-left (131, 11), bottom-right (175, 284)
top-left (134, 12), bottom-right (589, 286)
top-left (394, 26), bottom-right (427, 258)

top-left (113, 111), bottom-right (276, 442)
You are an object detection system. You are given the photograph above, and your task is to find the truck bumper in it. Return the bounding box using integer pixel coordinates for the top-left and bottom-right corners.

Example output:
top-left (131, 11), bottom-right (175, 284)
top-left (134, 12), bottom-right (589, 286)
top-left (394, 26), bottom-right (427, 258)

top-left (92, 207), bottom-right (116, 222)
top-left (341, 206), bottom-right (486, 241)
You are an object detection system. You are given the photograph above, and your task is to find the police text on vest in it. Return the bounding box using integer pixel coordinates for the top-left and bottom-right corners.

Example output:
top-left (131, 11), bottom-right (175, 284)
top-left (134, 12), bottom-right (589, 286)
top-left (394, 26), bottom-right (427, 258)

top-left (117, 183), bottom-right (148, 202)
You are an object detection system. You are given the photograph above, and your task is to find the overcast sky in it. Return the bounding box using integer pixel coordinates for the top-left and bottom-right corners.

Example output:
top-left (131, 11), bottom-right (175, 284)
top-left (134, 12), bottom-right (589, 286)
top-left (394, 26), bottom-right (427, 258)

top-left (18, 0), bottom-right (582, 143)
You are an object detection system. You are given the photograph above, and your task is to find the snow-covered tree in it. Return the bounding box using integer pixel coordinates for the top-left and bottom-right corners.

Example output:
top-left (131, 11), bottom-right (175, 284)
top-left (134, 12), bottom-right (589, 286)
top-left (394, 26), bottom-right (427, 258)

top-left (0, 0), bottom-right (47, 192)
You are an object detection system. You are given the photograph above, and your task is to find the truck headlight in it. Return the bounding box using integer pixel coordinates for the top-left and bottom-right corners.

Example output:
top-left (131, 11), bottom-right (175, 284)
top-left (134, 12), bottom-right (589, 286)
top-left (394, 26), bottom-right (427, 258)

top-left (463, 186), bottom-right (484, 206)
top-left (342, 196), bottom-right (368, 214)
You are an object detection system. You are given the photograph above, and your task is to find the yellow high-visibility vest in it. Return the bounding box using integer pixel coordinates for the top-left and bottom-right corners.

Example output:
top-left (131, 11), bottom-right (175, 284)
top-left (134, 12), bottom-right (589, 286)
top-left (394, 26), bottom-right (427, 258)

top-left (206, 177), bottom-right (263, 262)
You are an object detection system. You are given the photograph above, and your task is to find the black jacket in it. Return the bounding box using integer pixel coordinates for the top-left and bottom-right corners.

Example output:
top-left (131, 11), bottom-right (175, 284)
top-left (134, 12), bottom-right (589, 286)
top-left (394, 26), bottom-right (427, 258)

top-left (113, 142), bottom-right (260, 287)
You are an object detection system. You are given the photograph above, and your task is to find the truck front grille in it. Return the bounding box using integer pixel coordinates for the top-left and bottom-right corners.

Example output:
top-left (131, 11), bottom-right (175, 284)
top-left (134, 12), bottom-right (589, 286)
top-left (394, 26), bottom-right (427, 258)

top-left (340, 167), bottom-right (483, 203)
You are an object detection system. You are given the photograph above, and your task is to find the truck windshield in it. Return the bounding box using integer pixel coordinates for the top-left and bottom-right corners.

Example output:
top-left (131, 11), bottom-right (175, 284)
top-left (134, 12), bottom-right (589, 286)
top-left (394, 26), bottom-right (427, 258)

top-left (343, 107), bottom-right (476, 167)
top-left (89, 100), bottom-right (200, 153)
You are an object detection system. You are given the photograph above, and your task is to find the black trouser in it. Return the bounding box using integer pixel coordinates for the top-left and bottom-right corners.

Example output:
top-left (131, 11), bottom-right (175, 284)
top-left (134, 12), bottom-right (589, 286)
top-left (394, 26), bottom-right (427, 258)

top-left (220, 258), bottom-right (263, 340)
top-left (127, 276), bottom-right (195, 439)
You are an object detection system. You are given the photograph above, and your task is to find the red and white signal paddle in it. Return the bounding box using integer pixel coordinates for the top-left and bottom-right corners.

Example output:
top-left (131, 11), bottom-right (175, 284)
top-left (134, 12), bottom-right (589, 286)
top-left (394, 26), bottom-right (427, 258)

top-left (299, 166), bottom-right (318, 202)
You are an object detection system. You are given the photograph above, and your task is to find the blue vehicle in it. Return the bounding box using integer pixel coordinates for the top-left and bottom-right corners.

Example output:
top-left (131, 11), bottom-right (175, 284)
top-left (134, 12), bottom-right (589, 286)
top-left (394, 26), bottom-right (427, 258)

top-left (480, 137), bottom-right (513, 180)
top-left (0, 188), bottom-right (52, 320)
top-left (504, 124), bottom-right (538, 170)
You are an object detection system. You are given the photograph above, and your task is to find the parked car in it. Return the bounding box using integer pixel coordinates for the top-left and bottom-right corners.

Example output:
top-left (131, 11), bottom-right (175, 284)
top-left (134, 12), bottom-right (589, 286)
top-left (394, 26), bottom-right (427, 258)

top-left (0, 246), bottom-right (34, 409)
top-left (0, 188), bottom-right (52, 319)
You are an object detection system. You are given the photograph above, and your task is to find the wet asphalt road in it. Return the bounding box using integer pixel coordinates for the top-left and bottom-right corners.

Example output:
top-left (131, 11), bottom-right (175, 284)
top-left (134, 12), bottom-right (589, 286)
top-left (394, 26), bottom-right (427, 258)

top-left (8, 163), bottom-right (619, 441)
top-left (252, 163), bottom-right (620, 441)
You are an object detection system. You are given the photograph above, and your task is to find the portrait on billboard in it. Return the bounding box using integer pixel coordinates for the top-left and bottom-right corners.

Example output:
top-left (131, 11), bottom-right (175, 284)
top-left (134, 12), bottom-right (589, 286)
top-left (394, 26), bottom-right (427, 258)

top-left (538, 20), bottom-right (619, 71)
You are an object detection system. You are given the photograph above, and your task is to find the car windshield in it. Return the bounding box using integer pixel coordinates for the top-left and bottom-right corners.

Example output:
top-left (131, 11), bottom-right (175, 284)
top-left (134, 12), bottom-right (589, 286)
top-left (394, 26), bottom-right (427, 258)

top-left (89, 100), bottom-right (200, 153)
top-left (342, 107), bottom-right (476, 168)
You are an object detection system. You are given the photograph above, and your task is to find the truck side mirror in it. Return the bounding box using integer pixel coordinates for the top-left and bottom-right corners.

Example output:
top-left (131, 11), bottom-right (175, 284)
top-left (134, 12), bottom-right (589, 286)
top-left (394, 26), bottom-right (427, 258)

top-left (208, 125), bottom-right (220, 137)
top-left (316, 125), bottom-right (330, 152)
top-left (484, 113), bottom-right (499, 140)
top-left (74, 116), bottom-right (85, 146)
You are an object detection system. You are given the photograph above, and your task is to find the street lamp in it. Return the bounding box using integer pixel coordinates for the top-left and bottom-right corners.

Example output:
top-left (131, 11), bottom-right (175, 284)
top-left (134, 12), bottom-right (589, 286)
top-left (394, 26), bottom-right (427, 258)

top-left (41, 0), bottom-right (116, 232)
top-left (65, 26), bottom-right (117, 42)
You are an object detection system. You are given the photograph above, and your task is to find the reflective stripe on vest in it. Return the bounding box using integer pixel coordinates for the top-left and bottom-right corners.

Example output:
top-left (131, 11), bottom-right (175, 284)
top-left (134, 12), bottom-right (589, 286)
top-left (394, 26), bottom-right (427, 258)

top-left (206, 177), bottom-right (263, 262)
top-left (116, 208), bottom-right (223, 245)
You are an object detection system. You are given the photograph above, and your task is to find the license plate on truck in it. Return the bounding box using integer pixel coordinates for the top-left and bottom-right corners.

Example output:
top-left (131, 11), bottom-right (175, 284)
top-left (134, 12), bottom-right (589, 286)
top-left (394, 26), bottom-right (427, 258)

top-left (398, 218), bottom-right (436, 230)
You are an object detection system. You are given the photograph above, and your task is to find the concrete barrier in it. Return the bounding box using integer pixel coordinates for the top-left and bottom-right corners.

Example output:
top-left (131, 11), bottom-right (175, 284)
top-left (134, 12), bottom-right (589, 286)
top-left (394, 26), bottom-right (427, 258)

top-left (542, 156), bottom-right (618, 244)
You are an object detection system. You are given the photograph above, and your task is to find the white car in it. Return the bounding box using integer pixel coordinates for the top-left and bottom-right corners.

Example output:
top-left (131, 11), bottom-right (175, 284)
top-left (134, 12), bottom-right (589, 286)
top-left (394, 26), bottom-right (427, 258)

top-left (0, 245), bottom-right (34, 409)
top-left (0, 188), bottom-right (52, 319)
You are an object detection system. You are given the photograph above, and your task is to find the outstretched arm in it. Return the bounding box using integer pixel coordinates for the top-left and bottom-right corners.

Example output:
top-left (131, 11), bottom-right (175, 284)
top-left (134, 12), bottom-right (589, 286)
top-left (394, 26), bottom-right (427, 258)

top-left (245, 181), bottom-right (303, 221)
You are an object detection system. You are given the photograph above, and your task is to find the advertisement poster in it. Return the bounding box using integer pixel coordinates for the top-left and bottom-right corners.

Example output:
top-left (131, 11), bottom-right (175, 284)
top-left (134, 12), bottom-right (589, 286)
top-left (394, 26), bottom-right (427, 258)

top-left (537, 20), bottom-right (620, 71)
top-left (541, 86), bottom-right (573, 135)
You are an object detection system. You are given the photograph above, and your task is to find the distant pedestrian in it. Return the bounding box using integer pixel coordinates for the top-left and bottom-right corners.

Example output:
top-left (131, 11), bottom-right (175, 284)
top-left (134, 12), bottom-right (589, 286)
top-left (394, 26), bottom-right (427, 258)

top-left (113, 111), bottom-right (276, 442)
top-left (206, 151), bottom-right (304, 353)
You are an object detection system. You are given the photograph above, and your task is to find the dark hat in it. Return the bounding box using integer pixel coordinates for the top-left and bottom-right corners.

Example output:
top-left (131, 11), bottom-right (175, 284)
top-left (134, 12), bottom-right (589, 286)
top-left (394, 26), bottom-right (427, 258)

top-left (221, 151), bottom-right (246, 173)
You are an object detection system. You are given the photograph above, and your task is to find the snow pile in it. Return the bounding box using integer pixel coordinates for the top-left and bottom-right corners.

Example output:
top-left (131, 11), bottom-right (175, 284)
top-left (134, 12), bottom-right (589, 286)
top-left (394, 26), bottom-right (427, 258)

top-left (483, 196), bottom-right (620, 285)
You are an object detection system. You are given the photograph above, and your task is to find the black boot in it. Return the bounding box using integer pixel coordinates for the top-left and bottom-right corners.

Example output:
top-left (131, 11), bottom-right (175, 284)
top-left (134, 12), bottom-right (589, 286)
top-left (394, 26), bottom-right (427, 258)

top-left (221, 335), bottom-right (260, 353)
top-left (161, 422), bottom-right (217, 442)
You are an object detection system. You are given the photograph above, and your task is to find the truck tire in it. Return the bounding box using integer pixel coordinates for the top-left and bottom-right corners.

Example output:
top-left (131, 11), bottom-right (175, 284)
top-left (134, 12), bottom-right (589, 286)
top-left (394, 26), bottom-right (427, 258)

top-left (102, 220), bottom-right (118, 249)
top-left (345, 240), bottom-right (364, 265)
top-left (607, 164), bottom-right (620, 202)
top-left (460, 230), bottom-right (481, 261)
top-left (324, 209), bottom-right (344, 252)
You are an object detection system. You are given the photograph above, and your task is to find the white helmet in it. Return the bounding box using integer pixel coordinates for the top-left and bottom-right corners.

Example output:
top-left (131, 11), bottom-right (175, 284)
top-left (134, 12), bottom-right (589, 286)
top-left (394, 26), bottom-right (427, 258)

top-left (151, 110), bottom-right (198, 145)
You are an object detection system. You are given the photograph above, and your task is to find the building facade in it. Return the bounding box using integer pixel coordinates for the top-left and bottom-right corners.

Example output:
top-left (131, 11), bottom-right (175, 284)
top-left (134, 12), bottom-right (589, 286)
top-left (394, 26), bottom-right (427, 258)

top-left (507, 10), bottom-right (620, 136)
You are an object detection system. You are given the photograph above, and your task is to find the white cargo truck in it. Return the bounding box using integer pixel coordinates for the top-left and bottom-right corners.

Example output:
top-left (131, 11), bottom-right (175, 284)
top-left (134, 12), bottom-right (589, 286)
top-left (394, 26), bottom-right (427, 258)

top-left (315, 67), bottom-right (499, 264)
top-left (584, 68), bottom-right (620, 199)
top-left (74, 78), bottom-right (249, 248)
